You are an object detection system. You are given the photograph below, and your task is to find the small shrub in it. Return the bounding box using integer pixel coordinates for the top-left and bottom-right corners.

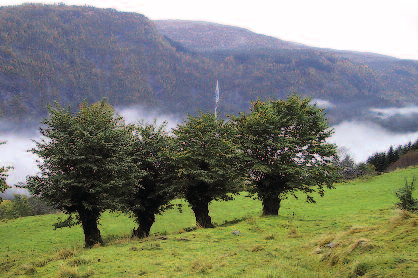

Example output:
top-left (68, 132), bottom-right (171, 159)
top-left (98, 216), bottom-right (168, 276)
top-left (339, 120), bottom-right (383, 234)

top-left (395, 177), bottom-right (418, 212)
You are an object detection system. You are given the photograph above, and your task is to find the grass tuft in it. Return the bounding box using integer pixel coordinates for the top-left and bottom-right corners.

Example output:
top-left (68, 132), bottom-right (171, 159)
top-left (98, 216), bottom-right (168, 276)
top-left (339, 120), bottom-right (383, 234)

top-left (21, 264), bottom-right (36, 274)
top-left (347, 238), bottom-right (371, 253)
top-left (250, 244), bottom-right (264, 252)
top-left (190, 259), bottom-right (212, 273)
top-left (349, 261), bottom-right (368, 277)
top-left (263, 233), bottom-right (275, 240)
top-left (56, 248), bottom-right (76, 260)
top-left (57, 265), bottom-right (80, 278)
top-left (68, 256), bottom-right (92, 266)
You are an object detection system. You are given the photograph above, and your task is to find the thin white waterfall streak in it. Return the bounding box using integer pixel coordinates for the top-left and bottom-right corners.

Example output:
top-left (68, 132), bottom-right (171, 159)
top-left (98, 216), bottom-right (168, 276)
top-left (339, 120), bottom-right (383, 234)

top-left (215, 80), bottom-right (220, 118)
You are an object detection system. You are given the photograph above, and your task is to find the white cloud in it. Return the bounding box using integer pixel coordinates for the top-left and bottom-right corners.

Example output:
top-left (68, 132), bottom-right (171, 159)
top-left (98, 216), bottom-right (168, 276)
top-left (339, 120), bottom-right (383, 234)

top-left (0, 134), bottom-right (39, 186)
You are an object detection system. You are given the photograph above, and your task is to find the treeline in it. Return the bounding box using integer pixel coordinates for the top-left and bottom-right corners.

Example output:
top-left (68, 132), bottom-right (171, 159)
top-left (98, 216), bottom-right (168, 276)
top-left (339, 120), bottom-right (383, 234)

top-left (0, 195), bottom-right (56, 220)
top-left (16, 95), bottom-right (339, 247)
top-left (367, 141), bottom-right (418, 173)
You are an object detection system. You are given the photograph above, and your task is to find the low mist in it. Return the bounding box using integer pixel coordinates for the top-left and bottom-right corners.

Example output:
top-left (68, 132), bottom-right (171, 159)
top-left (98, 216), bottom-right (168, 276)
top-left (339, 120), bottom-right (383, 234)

top-left (367, 106), bottom-right (418, 133)
top-left (329, 121), bottom-right (418, 162)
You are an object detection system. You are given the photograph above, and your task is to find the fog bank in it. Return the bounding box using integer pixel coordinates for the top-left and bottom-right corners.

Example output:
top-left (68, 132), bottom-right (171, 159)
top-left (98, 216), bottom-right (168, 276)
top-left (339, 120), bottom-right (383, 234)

top-left (329, 121), bottom-right (418, 162)
top-left (1, 117), bottom-right (418, 198)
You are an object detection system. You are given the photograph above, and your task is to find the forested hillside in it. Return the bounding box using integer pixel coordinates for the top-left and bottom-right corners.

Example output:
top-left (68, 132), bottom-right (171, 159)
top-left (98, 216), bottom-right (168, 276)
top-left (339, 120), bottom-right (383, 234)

top-left (1, 4), bottom-right (418, 127)
top-left (0, 4), bottom-right (216, 122)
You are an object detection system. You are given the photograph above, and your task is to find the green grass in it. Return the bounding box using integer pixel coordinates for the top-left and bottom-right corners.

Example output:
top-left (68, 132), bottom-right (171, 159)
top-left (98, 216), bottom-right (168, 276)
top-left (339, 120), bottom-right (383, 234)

top-left (1, 168), bottom-right (418, 277)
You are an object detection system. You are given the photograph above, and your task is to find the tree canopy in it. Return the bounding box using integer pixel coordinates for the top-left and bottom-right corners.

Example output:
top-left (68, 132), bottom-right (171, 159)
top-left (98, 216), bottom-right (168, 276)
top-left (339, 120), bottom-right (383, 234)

top-left (120, 121), bottom-right (178, 238)
top-left (172, 112), bottom-right (244, 227)
top-left (26, 99), bottom-right (134, 247)
top-left (233, 94), bottom-right (340, 215)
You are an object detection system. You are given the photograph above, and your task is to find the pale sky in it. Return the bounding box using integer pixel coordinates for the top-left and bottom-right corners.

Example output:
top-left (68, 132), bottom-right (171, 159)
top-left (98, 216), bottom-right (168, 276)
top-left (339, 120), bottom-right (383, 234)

top-left (1, 0), bottom-right (417, 60)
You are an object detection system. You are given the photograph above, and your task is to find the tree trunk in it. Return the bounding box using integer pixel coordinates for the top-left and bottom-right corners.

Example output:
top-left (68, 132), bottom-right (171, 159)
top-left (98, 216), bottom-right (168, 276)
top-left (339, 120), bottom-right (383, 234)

top-left (132, 211), bottom-right (156, 239)
top-left (77, 208), bottom-right (103, 248)
top-left (187, 197), bottom-right (214, 228)
top-left (262, 194), bottom-right (281, 216)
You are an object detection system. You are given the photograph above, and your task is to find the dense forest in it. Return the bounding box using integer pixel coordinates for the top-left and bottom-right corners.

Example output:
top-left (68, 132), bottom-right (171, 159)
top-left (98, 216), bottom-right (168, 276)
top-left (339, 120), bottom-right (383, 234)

top-left (1, 4), bottom-right (418, 129)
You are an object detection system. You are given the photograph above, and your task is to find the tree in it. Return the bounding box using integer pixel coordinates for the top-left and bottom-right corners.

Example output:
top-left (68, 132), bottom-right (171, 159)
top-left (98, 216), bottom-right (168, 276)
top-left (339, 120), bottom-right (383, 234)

top-left (26, 99), bottom-right (133, 247)
top-left (121, 121), bottom-right (178, 238)
top-left (395, 177), bottom-right (418, 212)
top-left (367, 152), bottom-right (388, 173)
top-left (233, 94), bottom-right (339, 216)
top-left (172, 113), bottom-right (244, 228)
top-left (0, 141), bottom-right (13, 197)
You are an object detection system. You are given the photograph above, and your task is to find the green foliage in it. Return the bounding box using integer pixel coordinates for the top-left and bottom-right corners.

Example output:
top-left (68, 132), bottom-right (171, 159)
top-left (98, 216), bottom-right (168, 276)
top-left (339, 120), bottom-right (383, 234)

top-left (234, 94), bottom-right (340, 215)
top-left (25, 99), bottom-right (134, 246)
top-left (394, 177), bottom-right (418, 212)
top-left (0, 141), bottom-right (12, 194)
top-left (172, 112), bottom-right (244, 227)
top-left (120, 121), bottom-right (178, 238)
top-left (0, 195), bottom-right (32, 220)
top-left (0, 195), bottom-right (56, 220)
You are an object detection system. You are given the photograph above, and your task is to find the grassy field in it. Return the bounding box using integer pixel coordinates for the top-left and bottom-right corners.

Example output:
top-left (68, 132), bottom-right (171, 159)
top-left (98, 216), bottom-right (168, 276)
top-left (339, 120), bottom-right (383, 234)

top-left (1, 168), bottom-right (418, 277)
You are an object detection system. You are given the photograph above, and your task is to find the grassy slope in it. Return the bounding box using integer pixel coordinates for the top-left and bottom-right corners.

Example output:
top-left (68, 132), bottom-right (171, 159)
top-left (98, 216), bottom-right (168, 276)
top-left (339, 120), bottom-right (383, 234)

top-left (1, 168), bottom-right (418, 277)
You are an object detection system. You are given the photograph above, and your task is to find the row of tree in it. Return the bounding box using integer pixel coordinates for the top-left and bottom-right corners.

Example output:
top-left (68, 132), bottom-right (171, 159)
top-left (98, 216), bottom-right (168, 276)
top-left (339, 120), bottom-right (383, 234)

top-left (22, 95), bottom-right (339, 247)
top-left (367, 141), bottom-right (418, 173)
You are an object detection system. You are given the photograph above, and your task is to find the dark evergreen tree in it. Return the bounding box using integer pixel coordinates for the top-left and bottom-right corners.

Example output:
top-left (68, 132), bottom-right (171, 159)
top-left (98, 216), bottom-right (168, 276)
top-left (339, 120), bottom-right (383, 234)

top-left (367, 152), bottom-right (388, 173)
top-left (233, 94), bottom-right (340, 216)
top-left (172, 113), bottom-right (244, 228)
top-left (26, 100), bottom-right (133, 247)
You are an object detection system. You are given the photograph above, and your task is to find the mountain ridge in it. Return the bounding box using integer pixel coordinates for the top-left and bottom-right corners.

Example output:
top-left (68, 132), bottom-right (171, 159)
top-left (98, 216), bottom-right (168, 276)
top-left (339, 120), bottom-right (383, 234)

top-left (0, 4), bottom-right (417, 132)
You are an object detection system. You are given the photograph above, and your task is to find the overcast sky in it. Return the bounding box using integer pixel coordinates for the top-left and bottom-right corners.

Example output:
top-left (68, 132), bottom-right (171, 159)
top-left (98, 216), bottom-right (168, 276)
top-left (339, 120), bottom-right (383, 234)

top-left (1, 0), bottom-right (417, 60)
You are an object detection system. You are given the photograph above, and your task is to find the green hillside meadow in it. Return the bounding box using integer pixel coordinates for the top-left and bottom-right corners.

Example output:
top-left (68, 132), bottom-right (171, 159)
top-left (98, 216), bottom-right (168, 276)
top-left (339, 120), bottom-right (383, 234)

top-left (1, 168), bottom-right (418, 277)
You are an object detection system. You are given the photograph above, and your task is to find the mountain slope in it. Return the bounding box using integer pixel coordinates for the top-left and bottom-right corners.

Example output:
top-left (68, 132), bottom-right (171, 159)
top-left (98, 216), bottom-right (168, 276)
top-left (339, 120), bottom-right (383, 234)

top-left (156, 20), bottom-right (418, 129)
top-left (0, 4), bottom-right (216, 122)
top-left (155, 20), bottom-right (307, 51)
top-left (0, 5), bottom-right (418, 131)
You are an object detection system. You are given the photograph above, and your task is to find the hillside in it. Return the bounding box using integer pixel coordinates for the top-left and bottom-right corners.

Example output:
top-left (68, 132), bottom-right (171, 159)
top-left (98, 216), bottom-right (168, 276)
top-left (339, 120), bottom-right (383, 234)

top-left (1, 168), bottom-right (418, 277)
top-left (156, 20), bottom-right (418, 129)
top-left (0, 4), bottom-right (216, 123)
top-left (0, 4), bottom-right (418, 131)
top-left (155, 20), bottom-right (307, 51)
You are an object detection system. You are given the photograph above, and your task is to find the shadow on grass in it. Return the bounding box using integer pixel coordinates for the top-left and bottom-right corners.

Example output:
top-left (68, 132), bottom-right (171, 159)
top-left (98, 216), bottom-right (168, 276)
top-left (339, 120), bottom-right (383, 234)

top-left (217, 217), bottom-right (248, 227)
